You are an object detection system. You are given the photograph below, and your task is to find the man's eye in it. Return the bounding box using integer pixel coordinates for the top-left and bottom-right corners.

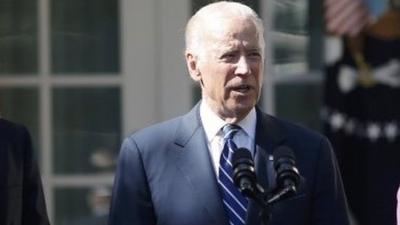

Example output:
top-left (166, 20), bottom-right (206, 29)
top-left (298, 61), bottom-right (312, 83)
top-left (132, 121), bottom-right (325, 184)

top-left (248, 52), bottom-right (261, 58)
top-left (222, 53), bottom-right (236, 59)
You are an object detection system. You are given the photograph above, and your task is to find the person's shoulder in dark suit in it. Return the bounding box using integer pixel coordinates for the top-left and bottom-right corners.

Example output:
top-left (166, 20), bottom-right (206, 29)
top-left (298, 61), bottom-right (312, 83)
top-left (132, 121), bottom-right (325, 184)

top-left (0, 118), bottom-right (50, 225)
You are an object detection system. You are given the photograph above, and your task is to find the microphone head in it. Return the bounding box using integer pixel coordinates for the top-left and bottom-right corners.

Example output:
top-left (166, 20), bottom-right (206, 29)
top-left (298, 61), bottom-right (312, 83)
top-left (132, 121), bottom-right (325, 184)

top-left (232, 148), bottom-right (253, 167)
top-left (273, 146), bottom-right (300, 190)
top-left (273, 146), bottom-right (295, 166)
top-left (232, 148), bottom-right (257, 198)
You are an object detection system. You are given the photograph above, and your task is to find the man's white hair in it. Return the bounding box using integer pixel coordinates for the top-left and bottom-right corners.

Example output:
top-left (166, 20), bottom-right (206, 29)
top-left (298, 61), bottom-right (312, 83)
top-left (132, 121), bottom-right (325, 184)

top-left (185, 1), bottom-right (265, 58)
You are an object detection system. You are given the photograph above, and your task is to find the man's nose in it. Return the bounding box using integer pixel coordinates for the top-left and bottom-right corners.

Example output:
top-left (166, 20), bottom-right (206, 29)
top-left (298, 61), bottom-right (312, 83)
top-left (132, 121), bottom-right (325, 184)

top-left (235, 56), bottom-right (251, 75)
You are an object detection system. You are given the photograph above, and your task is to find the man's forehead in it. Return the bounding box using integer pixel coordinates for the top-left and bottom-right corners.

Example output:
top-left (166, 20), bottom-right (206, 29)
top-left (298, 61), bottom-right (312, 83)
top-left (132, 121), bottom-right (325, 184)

top-left (202, 21), bottom-right (261, 49)
top-left (210, 40), bottom-right (262, 54)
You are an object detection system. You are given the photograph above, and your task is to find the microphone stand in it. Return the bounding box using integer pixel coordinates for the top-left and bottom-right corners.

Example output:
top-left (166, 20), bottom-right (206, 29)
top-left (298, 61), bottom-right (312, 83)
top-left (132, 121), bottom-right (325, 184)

top-left (250, 184), bottom-right (297, 225)
top-left (267, 185), bottom-right (296, 205)
top-left (251, 184), bottom-right (271, 225)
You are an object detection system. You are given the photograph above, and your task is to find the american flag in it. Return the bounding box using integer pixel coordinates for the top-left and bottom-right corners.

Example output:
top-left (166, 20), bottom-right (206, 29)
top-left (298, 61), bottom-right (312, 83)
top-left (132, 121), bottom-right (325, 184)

top-left (324, 0), bottom-right (372, 37)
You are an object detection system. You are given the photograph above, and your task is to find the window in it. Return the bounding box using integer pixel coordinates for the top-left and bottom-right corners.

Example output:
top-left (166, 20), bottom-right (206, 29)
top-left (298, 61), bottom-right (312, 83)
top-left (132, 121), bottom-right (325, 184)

top-left (0, 0), bottom-right (38, 74)
top-left (270, 0), bottom-right (323, 130)
top-left (272, 0), bottom-right (309, 75)
top-left (0, 0), bottom-right (120, 224)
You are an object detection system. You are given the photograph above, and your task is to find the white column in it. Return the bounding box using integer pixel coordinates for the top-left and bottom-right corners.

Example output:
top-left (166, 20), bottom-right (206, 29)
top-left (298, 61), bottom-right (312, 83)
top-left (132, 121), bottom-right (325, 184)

top-left (261, 0), bottom-right (276, 115)
top-left (121, 0), bottom-right (158, 136)
top-left (157, 0), bottom-right (192, 120)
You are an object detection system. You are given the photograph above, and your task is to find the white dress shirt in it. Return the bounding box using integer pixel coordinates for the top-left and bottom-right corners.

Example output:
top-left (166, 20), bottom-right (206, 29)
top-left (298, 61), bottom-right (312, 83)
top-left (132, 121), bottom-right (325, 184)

top-left (200, 101), bottom-right (256, 176)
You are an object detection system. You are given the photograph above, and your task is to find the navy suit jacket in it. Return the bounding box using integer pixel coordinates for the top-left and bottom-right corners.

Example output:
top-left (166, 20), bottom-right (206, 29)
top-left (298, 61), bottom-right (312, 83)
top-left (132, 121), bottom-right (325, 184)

top-left (109, 104), bottom-right (350, 225)
top-left (0, 119), bottom-right (49, 225)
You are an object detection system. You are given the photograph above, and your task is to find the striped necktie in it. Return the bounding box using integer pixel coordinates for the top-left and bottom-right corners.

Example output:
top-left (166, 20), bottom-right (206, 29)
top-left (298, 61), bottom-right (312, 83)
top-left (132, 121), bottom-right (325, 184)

top-left (218, 124), bottom-right (248, 225)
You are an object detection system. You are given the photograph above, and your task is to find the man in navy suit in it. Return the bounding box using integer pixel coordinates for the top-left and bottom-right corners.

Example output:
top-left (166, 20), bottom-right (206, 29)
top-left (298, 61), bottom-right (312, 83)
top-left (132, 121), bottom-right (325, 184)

top-left (108, 2), bottom-right (350, 225)
top-left (0, 119), bottom-right (50, 225)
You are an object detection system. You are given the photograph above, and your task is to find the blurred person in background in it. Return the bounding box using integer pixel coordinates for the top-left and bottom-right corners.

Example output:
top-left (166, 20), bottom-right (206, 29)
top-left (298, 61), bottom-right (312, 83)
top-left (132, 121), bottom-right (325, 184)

top-left (323, 0), bottom-right (400, 224)
top-left (0, 118), bottom-right (49, 225)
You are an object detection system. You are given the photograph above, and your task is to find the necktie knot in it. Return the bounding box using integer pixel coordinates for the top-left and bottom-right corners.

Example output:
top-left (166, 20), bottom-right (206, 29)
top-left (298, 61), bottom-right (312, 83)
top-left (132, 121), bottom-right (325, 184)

top-left (222, 124), bottom-right (241, 140)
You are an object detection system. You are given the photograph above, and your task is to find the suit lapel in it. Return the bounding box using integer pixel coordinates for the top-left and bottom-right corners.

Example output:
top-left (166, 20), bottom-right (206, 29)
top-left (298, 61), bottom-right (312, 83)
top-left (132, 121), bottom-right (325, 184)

top-left (173, 104), bottom-right (228, 225)
top-left (246, 108), bottom-right (286, 225)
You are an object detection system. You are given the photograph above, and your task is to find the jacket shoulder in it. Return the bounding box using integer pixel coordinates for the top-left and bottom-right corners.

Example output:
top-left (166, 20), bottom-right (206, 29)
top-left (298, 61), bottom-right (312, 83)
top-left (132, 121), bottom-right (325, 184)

top-left (121, 116), bottom-right (183, 152)
top-left (129, 116), bottom-right (182, 141)
top-left (0, 119), bottom-right (29, 142)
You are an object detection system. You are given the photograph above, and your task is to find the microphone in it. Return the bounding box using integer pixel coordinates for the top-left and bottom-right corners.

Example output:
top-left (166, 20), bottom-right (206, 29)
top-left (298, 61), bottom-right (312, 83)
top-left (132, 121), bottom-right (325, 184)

top-left (273, 146), bottom-right (300, 195)
top-left (232, 148), bottom-right (257, 198)
top-left (233, 149), bottom-right (271, 225)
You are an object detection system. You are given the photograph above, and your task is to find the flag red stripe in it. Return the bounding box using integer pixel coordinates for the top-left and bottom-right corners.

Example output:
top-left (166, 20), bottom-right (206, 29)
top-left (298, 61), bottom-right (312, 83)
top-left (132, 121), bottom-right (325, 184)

top-left (327, 1), bottom-right (361, 34)
top-left (324, 0), bottom-right (370, 36)
top-left (325, 0), bottom-right (350, 20)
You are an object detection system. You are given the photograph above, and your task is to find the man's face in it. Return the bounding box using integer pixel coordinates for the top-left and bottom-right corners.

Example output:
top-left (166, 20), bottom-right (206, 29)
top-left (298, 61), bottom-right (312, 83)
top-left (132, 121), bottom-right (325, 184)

top-left (188, 17), bottom-right (264, 121)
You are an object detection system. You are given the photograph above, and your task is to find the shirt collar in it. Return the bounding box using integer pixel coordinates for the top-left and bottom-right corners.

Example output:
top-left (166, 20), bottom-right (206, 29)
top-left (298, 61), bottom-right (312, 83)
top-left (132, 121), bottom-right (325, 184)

top-left (200, 101), bottom-right (256, 142)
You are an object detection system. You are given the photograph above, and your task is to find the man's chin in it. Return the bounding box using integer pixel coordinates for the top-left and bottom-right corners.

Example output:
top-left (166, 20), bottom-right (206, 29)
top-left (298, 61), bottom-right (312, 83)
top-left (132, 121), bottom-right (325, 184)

top-left (227, 102), bottom-right (255, 118)
top-left (234, 97), bottom-right (256, 108)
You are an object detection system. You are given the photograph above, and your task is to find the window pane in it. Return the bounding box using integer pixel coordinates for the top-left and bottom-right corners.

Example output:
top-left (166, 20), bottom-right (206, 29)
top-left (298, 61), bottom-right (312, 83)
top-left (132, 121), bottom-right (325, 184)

top-left (272, 0), bottom-right (308, 75)
top-left (55, 186), bottom-right (111, 225)
top-left (51, 0), bottom-right (119, 74)
top-left (53, 87), bottom-right (121, 174)
top-left (0, 0), bottom-right (38, 74)
top-left (275, 83), bottom-right (322, 131)
top-left (0, 87), bottom-right (39, 150)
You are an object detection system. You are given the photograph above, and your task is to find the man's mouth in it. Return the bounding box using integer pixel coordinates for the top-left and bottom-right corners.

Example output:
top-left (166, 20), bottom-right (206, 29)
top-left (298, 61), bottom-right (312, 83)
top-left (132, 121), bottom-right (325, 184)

top-left (231, 84), bottom-right (252, 93)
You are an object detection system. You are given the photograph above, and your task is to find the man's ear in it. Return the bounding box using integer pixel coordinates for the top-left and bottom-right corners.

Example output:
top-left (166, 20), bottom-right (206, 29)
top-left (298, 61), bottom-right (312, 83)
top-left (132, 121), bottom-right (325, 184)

top-left (186, 53), bottom-right (202, 82)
